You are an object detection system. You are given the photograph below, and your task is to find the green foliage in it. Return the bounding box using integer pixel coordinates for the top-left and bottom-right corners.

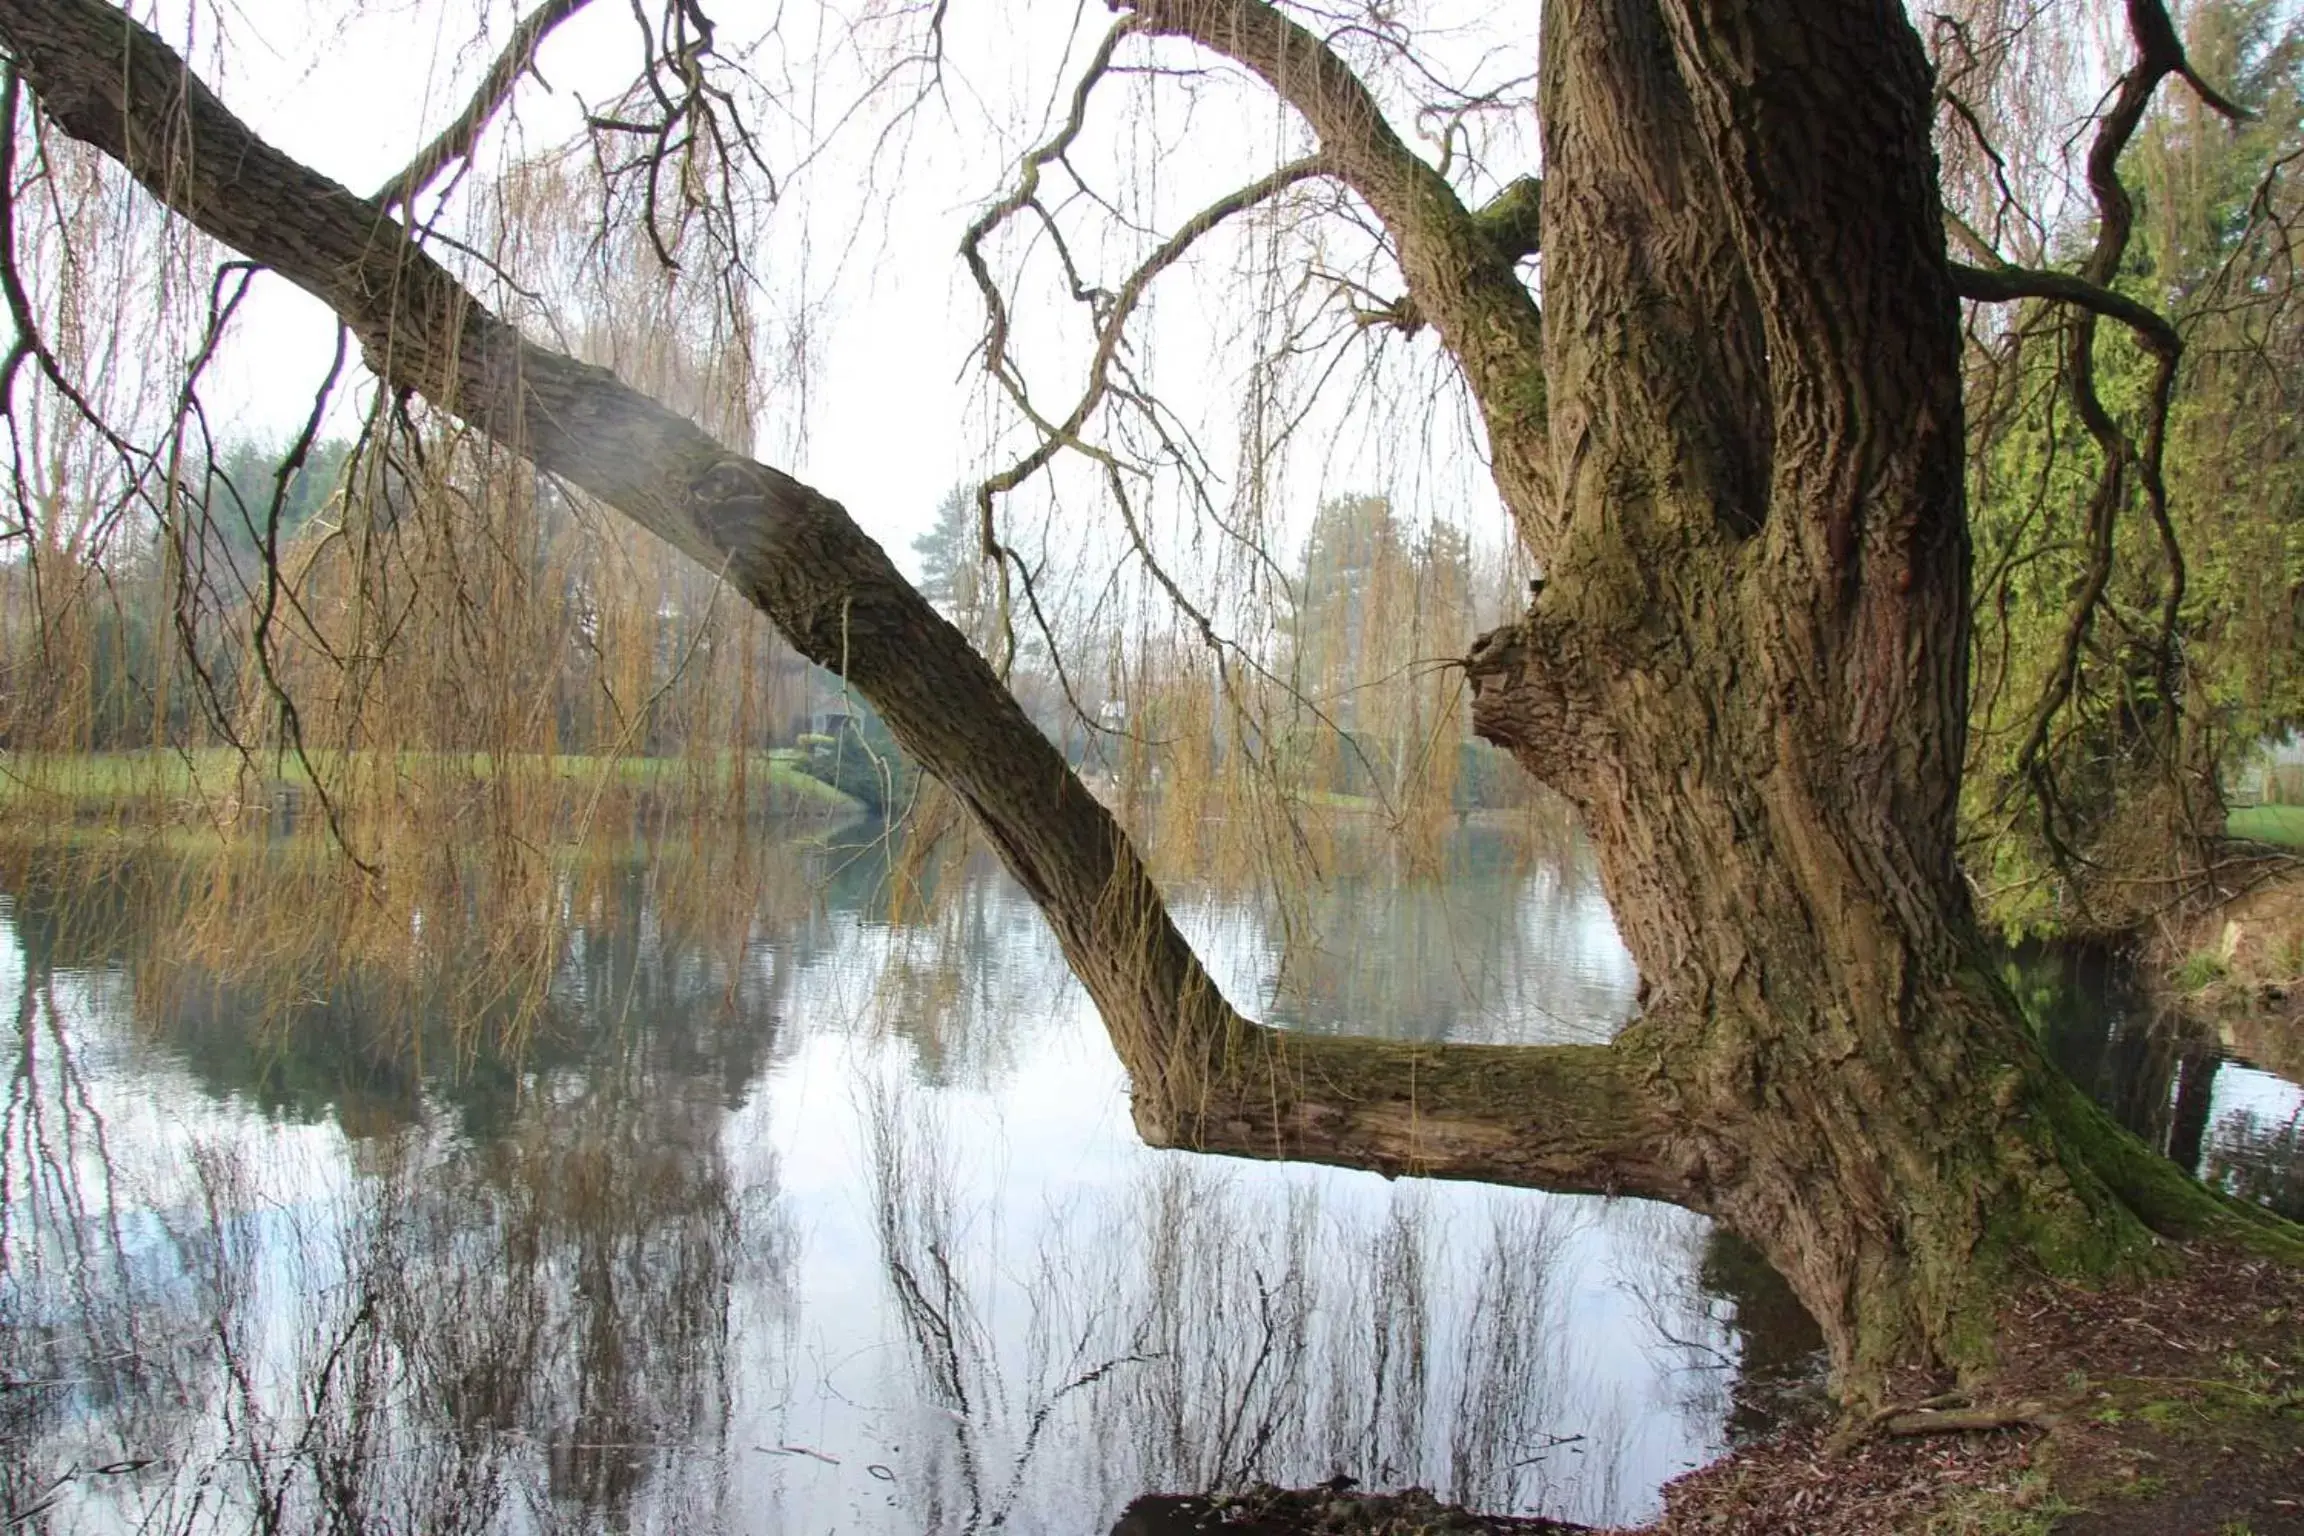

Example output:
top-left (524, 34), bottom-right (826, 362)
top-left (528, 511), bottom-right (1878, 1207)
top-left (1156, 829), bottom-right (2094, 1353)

top-left (0, 748), bottom-right (862, 824)
top-left (912, 483), bottom-right (983, 627)
top-left (1962, 0), bottom-right (2304, 935)
top-left (2173, 949), bottom-right (2230, 992)
top-left (793, 697), bottom-right (917, 815)
top-left (2229, 804), bottom-right (2304, 848)
top-left (209, 435), bottom-right (353, 573)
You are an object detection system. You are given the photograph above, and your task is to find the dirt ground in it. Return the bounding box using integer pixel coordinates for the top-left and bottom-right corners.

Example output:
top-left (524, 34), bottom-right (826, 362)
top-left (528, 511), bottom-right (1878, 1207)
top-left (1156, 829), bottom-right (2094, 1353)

top-left (1635, 1243), bottom-right (2304, 1535)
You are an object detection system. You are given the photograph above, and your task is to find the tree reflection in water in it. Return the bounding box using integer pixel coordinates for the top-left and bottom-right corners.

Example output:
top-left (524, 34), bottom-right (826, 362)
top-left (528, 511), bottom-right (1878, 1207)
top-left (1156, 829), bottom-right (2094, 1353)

top-left (0, 843), bottom-right (794, 1534)
top-left (11, 823), bottom-right (2281, 1532)
top-left (2, 974), bottom-right (789, 1533)
top-left (859, 1073), bottom-right (1673, 1529)
top-left (2013, 943), bottom-right (2304, 1222)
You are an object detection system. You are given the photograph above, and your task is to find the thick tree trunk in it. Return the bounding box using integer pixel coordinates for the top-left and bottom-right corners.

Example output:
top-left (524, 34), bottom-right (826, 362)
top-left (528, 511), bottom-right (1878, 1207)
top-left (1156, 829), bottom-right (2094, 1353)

top-left (1449, 0), bottom-right (2287, 1385)
top-left (6, 0), bottom-right (2294, 1411)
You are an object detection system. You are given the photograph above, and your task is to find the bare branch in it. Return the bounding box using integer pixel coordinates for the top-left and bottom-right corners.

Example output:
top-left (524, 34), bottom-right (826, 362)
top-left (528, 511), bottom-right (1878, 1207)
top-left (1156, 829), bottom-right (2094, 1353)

top-left (2125, 0), bottom-right (2250, 123)
top-left (975, 154), bottom-right (1333, 510)
top-left (1118, 0), bottom-right (1546, 489)
top-left (1949, 260), bottom-right (2180, 359)
top-left (958, 33), bottom-right (1337, 716)
top-left (959, 17), bottom-right (1135, 481)
top-left (374, 0), bottom-right (597, 207)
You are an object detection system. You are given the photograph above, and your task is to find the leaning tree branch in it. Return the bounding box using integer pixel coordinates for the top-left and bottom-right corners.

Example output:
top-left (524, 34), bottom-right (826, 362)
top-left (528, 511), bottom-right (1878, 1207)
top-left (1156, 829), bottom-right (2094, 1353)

top-left (1139, 1025), bottom-right (1700, 1202)
top-left (374, 0), bottom-right (598, 207)
top-left (0, 0), bottom-right (1693, 1205)
top-left (1117, 0), bottom-right (1547, 498)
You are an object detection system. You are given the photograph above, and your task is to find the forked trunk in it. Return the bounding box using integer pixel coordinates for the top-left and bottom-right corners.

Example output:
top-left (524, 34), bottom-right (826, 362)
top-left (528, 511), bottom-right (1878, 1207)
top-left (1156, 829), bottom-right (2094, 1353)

top-left (1452, 0), bottom-right (2247, 1384)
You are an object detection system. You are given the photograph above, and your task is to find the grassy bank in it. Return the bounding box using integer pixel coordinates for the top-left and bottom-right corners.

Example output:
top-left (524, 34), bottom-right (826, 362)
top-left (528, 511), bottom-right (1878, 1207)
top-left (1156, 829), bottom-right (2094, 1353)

top-left (0, 747), bottom-right (864, 820)
top-left (2228, 804), bottom-right (2304, 850)
top-left (2147, 859), bottom-right (2304, 1088)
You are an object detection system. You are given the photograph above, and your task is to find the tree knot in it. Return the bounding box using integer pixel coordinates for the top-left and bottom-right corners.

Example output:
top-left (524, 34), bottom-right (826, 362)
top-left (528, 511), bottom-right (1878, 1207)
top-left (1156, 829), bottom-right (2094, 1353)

top-left (1465, 616), bottom-right (1595, 787)
top-left (683, 455), bottom-right (784, 567)
top-left (1463, 621), bottom-right (1525, 690)
top-left (687, 455), bottom-right (774, 511)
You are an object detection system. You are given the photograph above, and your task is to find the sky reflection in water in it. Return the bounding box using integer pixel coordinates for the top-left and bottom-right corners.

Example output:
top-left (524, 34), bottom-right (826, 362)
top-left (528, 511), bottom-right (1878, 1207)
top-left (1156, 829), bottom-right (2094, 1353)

top-left (2, 821), bottom-right (2294, 1533)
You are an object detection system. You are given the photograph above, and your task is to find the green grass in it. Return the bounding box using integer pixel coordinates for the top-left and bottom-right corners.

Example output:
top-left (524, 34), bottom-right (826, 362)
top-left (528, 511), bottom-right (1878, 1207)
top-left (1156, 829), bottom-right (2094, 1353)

top-left (0, 748), bottom-right (863, 818)
top-left (2172, 950), bottom-right (2232, 992)
top-left (2228, 803), bottom-right (2304, 849)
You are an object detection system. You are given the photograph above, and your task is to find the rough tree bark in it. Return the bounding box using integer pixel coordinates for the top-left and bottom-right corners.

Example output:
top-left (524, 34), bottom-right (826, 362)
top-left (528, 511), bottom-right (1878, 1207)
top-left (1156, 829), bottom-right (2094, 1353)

top-left (1115, 0), bottom-right (2300, 1390)
top-left (1, 0), bottom-right (2293, 1406)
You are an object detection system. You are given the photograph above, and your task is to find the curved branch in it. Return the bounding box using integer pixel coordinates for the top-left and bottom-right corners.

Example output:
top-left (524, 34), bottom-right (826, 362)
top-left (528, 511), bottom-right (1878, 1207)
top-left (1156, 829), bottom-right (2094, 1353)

top-left (373, 0), bottom-right (598, 207)
top-left (958, 63), bottom-right (1365, 768)
top-left (959, 17), bottom-right (1135, 483)
top-left (976, 153), bottom-right (1333, 507)
top-left (1118, 0), bottom-right (1546, 483)
top-left (1949, 260), bottom-right (2179, 360)
top-left (2125, 0), bottom-right (2250, 123)
top-left (2004, 0), bottom-right (2212, 866)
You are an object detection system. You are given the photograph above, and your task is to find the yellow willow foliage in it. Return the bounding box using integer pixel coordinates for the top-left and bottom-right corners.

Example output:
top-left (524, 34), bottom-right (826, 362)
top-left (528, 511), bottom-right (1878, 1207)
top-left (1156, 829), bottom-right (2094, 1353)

top-left (1087, 496), bottom-right (1517, 902)
top-left (0, 820), bottom-right (821, 1070)
top-left (0, 113), bottom-right (1554, 1050)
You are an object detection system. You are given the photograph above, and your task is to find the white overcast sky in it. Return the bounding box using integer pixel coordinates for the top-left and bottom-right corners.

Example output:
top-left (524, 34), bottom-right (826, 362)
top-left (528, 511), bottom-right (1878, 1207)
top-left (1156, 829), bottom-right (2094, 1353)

top-left (192, 0), bottom-right (1001, 568)
top-left (152, 0), bottom-right (1543, 588)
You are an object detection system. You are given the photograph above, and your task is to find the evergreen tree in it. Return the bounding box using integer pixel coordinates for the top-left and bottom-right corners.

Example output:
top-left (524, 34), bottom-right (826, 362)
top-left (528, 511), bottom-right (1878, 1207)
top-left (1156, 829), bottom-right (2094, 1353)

top-left (912, 485), bottom-right (982, 626)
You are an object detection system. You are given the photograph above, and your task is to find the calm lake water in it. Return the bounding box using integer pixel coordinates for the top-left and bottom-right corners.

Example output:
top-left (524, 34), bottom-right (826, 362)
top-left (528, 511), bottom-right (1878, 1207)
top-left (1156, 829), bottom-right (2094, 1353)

top-left (2, 816), bottom-right (2298, 1533)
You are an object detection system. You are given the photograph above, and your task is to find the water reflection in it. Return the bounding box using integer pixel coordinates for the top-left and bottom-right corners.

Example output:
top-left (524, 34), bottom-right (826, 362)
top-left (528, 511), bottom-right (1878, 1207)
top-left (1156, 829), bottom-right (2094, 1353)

top-left (1183, 814), bottom-right (1639, 1047)
top-left (2011, 945), bottom-right (2304, 1221)
top-left (855, 1095), bottom-right (1667, 1528)
top-left (2, 819), bottom-right (1788, 1530)
top-left (0, 928), bottom-right (782, 1533)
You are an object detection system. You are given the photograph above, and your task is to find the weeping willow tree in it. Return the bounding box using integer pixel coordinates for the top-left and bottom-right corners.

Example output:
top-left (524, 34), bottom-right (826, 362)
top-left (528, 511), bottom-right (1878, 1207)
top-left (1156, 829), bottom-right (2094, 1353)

top-left (3, 0), bottom-right (2303, 1410)
top-left (0, 108), bottom-right (852, 1031)
top-left (1277, 494), bottom-right (1477, 818)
